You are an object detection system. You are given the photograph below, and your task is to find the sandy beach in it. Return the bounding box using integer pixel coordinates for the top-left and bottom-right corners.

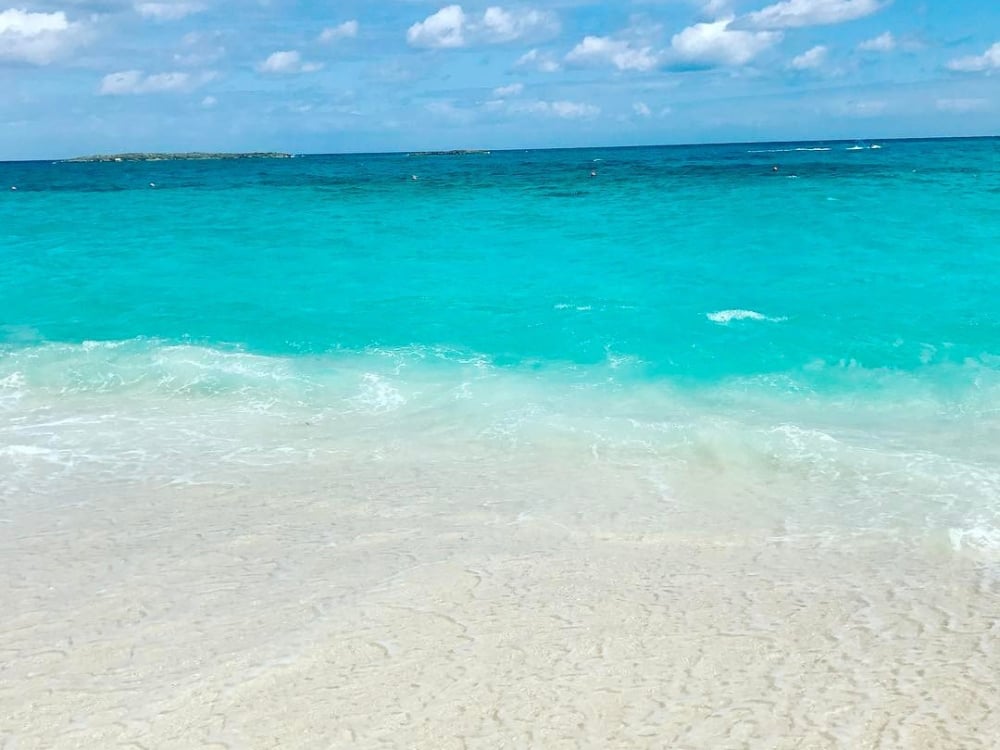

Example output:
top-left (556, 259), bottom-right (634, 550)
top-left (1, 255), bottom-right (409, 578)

top-left (4, 452), bottom-right (998, 749)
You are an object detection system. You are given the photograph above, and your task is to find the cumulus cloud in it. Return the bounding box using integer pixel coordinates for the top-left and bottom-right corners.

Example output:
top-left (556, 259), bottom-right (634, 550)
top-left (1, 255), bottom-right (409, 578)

top-left (257, 50), bottom-right (322, 74)
top-left (512, 99), bottom-right (600, 118)
top-left (480, 6), bottom-right (557, 42)
top-left (407, 5), bottom-right (465, 48)
top-left (671, 16), bottom-right (780, 66)
top-left (482, 97), bottom-right (599, 118)
top-left (701, 0), bottom-right (732, 14)
top-left (946, 42), bottom-right (1000, 73)
top-left (99, 69), bottom-right (214, 95)
top-left (858, 31), bottom-right (895, 52)
top-left (134, 3), bottom-right (205, 21)
top-left (515, 48), bottom-right (560, 72)
top-left (546, 100), bottom-right (599, 118)
top-left (745, 0), bottom-right (882, 29)
top-left (320, 20), bottom-right (358, 43)
top-left (790, 44), bottom-right (827, 69)
top-left (407, 5), bottom-right (557, 49)
top-left (492, 82), bottom-right (523, 97)
top-left (0, 8), bottom-right (87, 65)
top-left (633, 101), bottom-right (652, 117)
top-left (566, 35), bottom-right (661, 72)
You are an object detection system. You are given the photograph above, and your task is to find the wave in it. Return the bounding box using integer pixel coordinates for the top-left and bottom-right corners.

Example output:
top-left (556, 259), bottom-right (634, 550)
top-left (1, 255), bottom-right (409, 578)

top-left (746, 147), bottom-right (833, 153)
top-left (4, 337), bottom-right (1000, 405)
top-left (706, 309), bottom-right (786, 324)
top-left (3, 339), bottom-right (1000, 539)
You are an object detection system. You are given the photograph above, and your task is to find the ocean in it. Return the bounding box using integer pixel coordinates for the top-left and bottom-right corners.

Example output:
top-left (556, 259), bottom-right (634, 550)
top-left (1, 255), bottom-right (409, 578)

top-left (3, 138), bottom-right (1000, 748)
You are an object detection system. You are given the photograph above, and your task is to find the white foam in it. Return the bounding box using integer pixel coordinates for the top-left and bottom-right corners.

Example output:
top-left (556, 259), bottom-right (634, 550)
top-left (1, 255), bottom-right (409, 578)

top-left (82, 339), bottom-right (127, 350)
top-left (0, 444), bottom-right (61, 460)
top-left (349, 373), bottom-right (407, 414)
top-left (707, 309), bottom-right (785, 325)
top-left (605, 351), bottom-right (640, 370)
top-left (0, 371), bottom-right (25, 391)
top-left (747, 147), bottom-right (832, 153)
top-left (949, 526), bottom-right (1000, 555)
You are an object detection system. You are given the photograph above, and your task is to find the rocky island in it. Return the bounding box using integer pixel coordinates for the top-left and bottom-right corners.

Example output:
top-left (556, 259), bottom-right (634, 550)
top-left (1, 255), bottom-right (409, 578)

top-left (64, 152), bottom-right (292, 163)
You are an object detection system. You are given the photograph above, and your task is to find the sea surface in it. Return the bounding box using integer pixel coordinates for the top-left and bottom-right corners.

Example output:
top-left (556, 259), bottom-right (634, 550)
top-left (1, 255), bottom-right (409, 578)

top-left (3, 138), bottom-right (1000, 538)
top-left (2, 138), bottom-right (1000, 748)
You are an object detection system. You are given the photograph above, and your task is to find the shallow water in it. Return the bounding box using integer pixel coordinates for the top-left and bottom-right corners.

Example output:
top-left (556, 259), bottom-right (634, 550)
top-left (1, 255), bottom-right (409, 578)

top-left (2, 138), bottom-right (999, 747)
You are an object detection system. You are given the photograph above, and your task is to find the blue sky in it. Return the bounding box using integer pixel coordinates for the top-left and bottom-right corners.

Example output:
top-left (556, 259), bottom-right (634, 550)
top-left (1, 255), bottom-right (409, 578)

top-left (1, 1), bottom-right (997, 158)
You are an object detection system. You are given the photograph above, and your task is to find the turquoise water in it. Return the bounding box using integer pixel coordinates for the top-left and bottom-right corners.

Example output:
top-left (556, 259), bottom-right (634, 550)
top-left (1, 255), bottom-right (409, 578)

top-left (2, 138), bottom-right (1000, 539)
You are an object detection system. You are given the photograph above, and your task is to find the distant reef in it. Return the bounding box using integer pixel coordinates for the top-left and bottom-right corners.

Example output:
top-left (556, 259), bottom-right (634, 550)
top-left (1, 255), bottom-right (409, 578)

top-left (408, 149), bottom-right (491, 157)
top-left (64, 152), bottom-right (292, 163)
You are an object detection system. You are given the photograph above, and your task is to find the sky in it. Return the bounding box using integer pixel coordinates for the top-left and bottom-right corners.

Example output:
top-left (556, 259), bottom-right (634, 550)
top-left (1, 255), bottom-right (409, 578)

top-left (1, 1), bottom-right (997, 159)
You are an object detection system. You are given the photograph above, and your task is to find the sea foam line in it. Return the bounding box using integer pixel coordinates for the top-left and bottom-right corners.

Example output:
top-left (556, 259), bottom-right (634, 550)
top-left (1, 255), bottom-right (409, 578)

top-left (747, 147), bottom-right (832, 153)
top-left (706, 309), bottom-right (786, 325)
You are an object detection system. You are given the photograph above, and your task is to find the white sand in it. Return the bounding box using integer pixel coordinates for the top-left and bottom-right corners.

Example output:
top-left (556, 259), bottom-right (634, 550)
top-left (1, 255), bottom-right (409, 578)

top-left (3, 455), bottom-right (999, 749)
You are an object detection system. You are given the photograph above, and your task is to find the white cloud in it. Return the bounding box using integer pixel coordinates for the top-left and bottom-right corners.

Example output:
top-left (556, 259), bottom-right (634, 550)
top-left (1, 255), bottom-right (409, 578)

top-left (0, 7), bottom-right (67, 35)
top-left (257, 50), bottom-right (322, 74)
top-left (935, 97), bottom-right (990, 113)
top-left (320, 20), bottom-right (358, 43)
top-left (0, 8), bottom-right (86, 65)
top-left (492, 82), bottom-right (523, 97)
top-left (134, 3), bottom-right (205, 21)
top-left (549, 100), bottom-right (599, 118)
top-left (858, 31), bottom-right (895, 52)
top-left (407, 5), bottom-right (556, 49)
top-left (408, 5), bottom-right (466, 48)
top-left (99, 69), bottom-right (214, 95)
top-left (566, 36), bottom-right (660, 72)
top-left (201, 95), bottom-right (217, 108)
top-left (790, 44), bottom-right (827, 69)
top-left (671, 16), bottom-right (780, 66)
top-left (946, 42), bottom-right (1000, 73)
top-left (701, 0), bottom-right (731, 14)
top-left (746, 0), bottom-right (882, 29)
top-left (173, 33), bottom-right (224, 66)
top-left (518, 100), bottom-right (600, 118)
top-left (480, 6), bottom-right (557, 43)
top-left (633, 101), bottom-right (652, 117)
top-left (515, 48), bottom-right (560, 72)
top-left (485, 97), bottom-right (600, 119)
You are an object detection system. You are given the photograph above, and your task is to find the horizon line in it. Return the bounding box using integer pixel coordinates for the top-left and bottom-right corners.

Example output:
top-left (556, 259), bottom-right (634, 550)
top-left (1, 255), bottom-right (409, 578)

top-left (2, 133), bottom-right (996, 165)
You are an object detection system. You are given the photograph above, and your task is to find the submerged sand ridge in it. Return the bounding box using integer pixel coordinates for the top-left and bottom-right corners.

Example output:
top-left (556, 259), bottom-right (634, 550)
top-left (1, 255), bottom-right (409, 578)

top-left (2, 454), bottom-right (999, 749)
